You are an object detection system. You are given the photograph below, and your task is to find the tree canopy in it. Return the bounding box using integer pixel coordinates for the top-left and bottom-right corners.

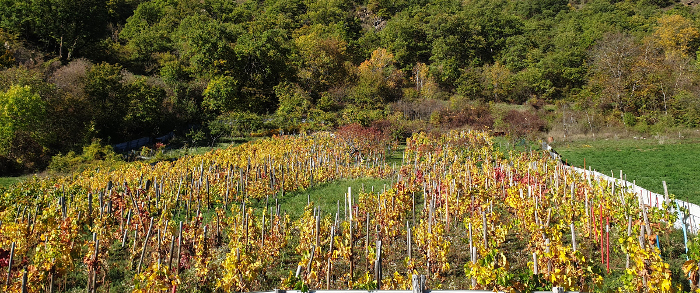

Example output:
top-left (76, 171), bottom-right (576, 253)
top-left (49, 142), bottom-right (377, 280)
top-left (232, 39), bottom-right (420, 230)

top-left (2, 0), bottom-right (700, 173)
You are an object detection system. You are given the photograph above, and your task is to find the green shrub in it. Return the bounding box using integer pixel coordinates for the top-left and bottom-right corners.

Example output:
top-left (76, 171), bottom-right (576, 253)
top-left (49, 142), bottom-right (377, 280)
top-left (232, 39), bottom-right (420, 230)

top-left (622, 112), bottom-right (637, 127)
top-left (670, 91), bottom-right (700, 127)
top-left (48, 141), bottom-right (123, 174)
top-left (340, 104), bottom-right (387, 126)
top-left (371, 112), bottom-right (431, 142)
top-left (185, 128), bottom-right (208, 146)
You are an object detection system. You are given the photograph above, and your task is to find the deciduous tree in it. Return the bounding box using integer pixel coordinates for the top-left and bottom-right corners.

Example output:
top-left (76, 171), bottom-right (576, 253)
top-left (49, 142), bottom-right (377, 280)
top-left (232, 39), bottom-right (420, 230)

top-left (653, 14), bottom-right (699, 59)
top-left (351, 48), bottom-right (403, 108)
top-left (0, 85), bottom-right (48, 169)
top-left (0, 0), bottom-right (108, 59)
top-left (294, 27), bottom-right (350, 94)
top-left (589, 32), bottom-right (639, 120)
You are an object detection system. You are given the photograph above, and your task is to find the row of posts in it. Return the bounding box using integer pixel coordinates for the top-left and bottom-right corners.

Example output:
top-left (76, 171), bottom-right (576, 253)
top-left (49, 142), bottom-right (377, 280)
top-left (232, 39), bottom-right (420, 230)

top-left (274, 274), bottom-right (569, 293)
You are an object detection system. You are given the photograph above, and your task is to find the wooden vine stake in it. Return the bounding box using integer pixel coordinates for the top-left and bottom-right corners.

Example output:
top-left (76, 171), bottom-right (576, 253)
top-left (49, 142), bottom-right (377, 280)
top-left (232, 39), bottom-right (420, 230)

top-left (640, 224), bottom-right (648, 288)
top-left (600, 210), bottom-right (605, 265)
top-left (87, 233), bottom-right (99, 293)
top-left (374, 240), bottom-right (382, 289)
top-left (326, 257), bottom-right (331, 290)
top-left (306, 245), bottom-right (316, 282)
top-left (663, 180), bottom-right (669, 208)
top-left (412, 192), bottom-right (416, 227)
top-left (606, 218), bottom-right (610, 273)
top-left (570, 223), bottom-right (577, 252)
top-left (406, 221), bottom-right (412, 259)
top-left (625, 216), bottom-right (632, 269)
top-left (532, 252), bottom-right (538, 275)
top-left (445, 192), bottom-right (450, 232)
top-left (6, 242), bottom-right (15, 290)
top-left (121, 210), bottom-right (132, 248)
top-left (327, 224), bottom-right (335, 290)
top-left (177, 221), bottom-right (183, 274)
top-left (20, 270), bottom-right (27, 293)
top-left (365, 215), bottom-right (370, 272)
top-left (315, 214), bottom-right (320, 247)
top-left (469, 223), bottom-right (474, 253)
top-left (88, 192), bottom-right (93, 222)
top-left (137, 217), bottom-right (154, 274)
top-left (545, 238), bottom-right (552, 273)
top-left (168, 235), bottom-right (176, 271)
top-left (412, 274), bottom-right (422, 293)
top-left (348, 187), bottom-right (352, 222)
top-left (349, 218), bottom-right (354, 283)
top-left (471, 246), bottom-right (477, 289)
top-left (482, 210), bottom-right (487, 248)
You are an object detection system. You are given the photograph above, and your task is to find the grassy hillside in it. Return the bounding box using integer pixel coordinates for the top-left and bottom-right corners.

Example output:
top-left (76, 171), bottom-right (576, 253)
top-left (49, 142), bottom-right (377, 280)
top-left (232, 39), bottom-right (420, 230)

top-left (553, 137), bottom-right (700, 204)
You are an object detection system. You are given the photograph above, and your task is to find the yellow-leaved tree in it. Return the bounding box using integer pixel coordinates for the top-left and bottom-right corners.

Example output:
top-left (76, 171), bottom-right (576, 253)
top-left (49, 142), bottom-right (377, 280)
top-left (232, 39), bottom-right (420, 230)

top-left (653, 14), bottom-right (699, 58)
top-left (351, 48), bottom-right (403, 109)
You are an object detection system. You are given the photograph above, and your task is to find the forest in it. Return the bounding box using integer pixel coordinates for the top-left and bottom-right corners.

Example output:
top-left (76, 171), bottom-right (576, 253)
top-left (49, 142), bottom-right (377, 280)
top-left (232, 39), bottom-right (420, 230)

top-left (2, 0), bottom-right (700, 175)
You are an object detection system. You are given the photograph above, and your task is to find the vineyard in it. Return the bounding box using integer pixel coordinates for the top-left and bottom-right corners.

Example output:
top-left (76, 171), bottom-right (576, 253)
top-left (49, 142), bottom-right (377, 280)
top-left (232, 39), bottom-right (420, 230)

top-left (0, 128), bottom-right (695, 292)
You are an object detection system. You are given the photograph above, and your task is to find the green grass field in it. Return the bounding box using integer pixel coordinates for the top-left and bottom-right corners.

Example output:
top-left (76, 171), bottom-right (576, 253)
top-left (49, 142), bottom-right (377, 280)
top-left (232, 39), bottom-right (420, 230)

top-left (254, 177), bottom-right (398, 220)
top-left (552, 137), bottom-right (700, 204)
top-left (494, 136), bottom-right (544, 155)
top-left (0, 176), bottom-right (24, 188)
